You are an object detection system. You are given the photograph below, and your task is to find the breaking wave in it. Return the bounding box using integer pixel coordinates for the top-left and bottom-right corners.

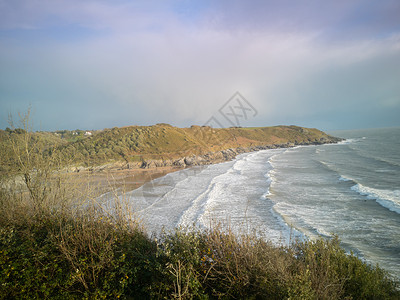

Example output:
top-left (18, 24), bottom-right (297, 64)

top-left (351, 183), bottom-right (400, 215)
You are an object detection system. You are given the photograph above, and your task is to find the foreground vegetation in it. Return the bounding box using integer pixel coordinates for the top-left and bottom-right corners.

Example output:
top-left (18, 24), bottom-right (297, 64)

top-left (1, 113), bottom-right (398, 299)
top-left (1, 206), bottom-right (399, 299)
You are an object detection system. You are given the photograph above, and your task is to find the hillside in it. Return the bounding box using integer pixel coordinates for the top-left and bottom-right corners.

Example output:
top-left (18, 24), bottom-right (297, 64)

top-left (58, 124), bottom-right (340, 169)
top-left (0, 124), bottom-right (341, 174)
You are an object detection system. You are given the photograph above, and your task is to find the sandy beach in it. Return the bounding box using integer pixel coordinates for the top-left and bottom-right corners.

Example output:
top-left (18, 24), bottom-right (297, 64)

top-left (67, 166), bottom-right (184, 196)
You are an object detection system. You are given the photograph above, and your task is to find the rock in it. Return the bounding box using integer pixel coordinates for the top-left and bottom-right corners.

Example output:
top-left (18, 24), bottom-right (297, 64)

top-left (173, 158), bottom-right (186, 167)
top-left (184, 155), bottom-right (205, 166)
top-left (127, 162), bottom-right (142, 169)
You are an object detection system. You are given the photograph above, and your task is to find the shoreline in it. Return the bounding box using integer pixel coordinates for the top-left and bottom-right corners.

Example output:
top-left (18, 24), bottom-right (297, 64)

top-left (67, 166), bottom-right (185, 196)
top-left (71, 139), bottom-right (342, 195)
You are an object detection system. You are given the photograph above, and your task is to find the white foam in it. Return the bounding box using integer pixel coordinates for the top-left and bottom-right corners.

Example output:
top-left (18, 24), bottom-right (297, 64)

top-left (270, 206), bottom-right (306, 243)
top-left (315, 227), bottom-right (333, 238)
top-left (178, 153), bottom-right (256, 229)
top-left (261, 189), bottom-right (271, 198)
top-left (178, 182), bottom-right (215, 228)
top-left (232, 157), bottom-right (247, 173)
top-left (351, 183), bottom-right (400, 214)
top-left (339, 175), bottom-right (352, 182)
top-left (338, 138), bottom-right (357, 145)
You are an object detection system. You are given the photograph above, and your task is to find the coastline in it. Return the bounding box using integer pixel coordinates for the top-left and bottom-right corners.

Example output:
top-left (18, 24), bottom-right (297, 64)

top-left (73, 138), bottom-right (342, 194)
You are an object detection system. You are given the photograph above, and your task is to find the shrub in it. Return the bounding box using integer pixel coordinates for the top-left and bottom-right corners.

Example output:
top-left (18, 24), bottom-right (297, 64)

top-left (291, 237), bottom-right (400, 299)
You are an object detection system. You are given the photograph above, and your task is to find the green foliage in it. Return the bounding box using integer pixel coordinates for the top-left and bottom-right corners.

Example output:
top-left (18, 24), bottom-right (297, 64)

top-left (0, 216), bottom-right (160, 299)
top-left (290, 237), bottom-right (400, 299)
top-left (0, 223), bottom-right (70, 299)
top-left (157, 228), bottom-right (208, 299)
top-left (0, 216), bottom-right (399, 299)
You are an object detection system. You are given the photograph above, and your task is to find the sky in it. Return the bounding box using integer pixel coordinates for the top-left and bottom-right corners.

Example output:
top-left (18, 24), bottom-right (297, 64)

top-left (1, 0), bottom-right (400, 131)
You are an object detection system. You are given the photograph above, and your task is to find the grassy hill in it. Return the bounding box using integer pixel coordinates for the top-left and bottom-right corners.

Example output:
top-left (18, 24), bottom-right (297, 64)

top-left (0, 124), bottom-right (341, 174)
top-left (57, 124), bottom-right (341, 167)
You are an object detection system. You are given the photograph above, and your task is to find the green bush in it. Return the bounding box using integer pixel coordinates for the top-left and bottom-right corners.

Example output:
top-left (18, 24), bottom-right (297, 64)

top-left (0, 215), bottom-right (399, 299)
top-left (0, 222), bottom-right (71, 299)
top-left (0, 215), bottom-right (161, 299)
top-left (292, 237), bottom-right (399, 299)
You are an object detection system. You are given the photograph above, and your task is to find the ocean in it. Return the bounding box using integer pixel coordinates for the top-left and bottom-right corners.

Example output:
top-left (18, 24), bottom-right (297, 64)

top-left (114, 127), bottom-right (400, 279)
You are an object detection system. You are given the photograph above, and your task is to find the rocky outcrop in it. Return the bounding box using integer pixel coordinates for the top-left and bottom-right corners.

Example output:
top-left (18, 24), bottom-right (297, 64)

top-left (134, 136), bottom-right (342, 171)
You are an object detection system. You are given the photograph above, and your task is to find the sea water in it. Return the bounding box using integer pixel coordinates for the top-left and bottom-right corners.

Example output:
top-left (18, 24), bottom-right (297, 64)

top-left (113, 127), bottom-right (400, 279)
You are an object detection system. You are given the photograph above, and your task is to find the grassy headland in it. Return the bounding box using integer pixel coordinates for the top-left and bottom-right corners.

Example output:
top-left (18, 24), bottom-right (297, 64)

top-left (1, 124), bottom-right (341, 175)
top-left (58, 124), bottom-right (342, 168)
top-left (2, 121), bottom-right (399, 299)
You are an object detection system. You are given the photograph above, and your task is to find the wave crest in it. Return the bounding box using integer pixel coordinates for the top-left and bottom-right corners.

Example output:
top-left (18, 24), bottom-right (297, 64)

top-left (351, 183), bottom-right (400, 214)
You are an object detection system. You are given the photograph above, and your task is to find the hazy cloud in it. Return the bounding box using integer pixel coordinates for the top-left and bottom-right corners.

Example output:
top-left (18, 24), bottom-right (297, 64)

top-left (1, 0), bottom-right (399, 130)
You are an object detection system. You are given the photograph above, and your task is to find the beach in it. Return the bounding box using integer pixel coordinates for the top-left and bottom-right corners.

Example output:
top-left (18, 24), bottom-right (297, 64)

top-left (65, 166), bottom-right (184, 197)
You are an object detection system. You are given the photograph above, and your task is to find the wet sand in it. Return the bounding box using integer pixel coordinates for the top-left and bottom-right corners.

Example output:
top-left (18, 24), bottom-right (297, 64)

top-left (68, 166), bottom-right (184, 196)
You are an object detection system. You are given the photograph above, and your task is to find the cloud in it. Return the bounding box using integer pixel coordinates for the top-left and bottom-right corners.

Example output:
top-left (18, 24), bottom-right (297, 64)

top-left (206, 0), bottom-right (400, 39)
top-left (0, 0), bottom-right (184, 32)
top-left (1, 1), bottom-right (400, 130)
